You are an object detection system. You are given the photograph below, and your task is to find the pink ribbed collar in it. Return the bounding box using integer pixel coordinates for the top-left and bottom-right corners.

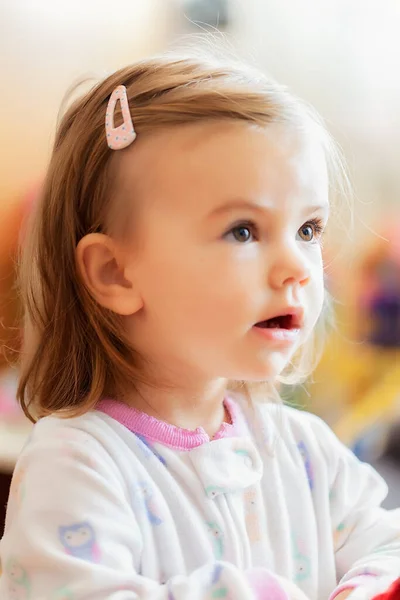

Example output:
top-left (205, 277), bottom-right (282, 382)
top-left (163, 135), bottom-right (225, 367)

top-left (96, 396), bottom-right (246, 450)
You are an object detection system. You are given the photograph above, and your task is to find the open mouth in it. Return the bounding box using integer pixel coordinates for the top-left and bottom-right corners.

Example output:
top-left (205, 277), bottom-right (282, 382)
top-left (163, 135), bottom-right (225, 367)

top-left (254, 314), bottom-right (300, 330)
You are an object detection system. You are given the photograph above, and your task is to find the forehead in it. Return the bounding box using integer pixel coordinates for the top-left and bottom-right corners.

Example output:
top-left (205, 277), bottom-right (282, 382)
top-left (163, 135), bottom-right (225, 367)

top-left (116, 121), bottom-right (329, 219)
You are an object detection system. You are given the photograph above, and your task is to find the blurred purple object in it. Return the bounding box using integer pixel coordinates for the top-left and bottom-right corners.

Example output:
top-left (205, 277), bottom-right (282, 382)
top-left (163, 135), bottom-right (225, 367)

top-left (369, 292), bottom-right (400, 347)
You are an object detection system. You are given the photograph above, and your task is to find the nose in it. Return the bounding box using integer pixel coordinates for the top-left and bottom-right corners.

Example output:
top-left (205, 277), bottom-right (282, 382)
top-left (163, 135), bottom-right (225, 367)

top-left (268, 242), bottom-right (311, 290)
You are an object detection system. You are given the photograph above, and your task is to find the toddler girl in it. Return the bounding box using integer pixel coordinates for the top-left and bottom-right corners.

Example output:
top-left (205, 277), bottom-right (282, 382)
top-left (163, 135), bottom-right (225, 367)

top-left (1, 52), bottom-right (399, 600)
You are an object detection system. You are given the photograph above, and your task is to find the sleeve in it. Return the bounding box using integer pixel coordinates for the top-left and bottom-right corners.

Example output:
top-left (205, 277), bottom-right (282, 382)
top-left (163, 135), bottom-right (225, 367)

top-left (309, 414), bottom-right (400, 600)
top-left (0, 425), bottom-right (293, 600)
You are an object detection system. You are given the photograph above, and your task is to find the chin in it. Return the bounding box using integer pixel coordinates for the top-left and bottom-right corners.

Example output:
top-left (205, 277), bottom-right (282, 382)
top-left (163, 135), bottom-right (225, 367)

top-left (229, 354), bottom-right (290, 383)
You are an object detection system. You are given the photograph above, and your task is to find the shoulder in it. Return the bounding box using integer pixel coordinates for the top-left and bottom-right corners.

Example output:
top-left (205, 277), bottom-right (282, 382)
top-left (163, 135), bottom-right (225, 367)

top-left (235, 394), bottom-right (345, 468)
top-left (29, 410), bottom-right (132, 448)
top-left (26, 410), bottom-right (128, 455)
top-left (15, 410), bottom-right (140, 487)
top-left (235, 394), bottom-right (333, 444)
top-left (277, 403), bottom-right (337, 447)
top-left (5, 412), bottom-right (145, 551)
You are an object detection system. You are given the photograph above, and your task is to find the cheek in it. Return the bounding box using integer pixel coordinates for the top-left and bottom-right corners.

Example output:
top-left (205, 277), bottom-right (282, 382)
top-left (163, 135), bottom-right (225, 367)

top-left (308, 267), bottom-right (326, 323)
top-left (183, 266), bottom-right (254, 332)
top-left (141, 250), bottom-right (251, 321)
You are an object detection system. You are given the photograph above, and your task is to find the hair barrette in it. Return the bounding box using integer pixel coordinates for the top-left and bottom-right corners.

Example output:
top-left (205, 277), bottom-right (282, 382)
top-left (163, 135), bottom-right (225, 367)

top-left (105, 85), bottom-right (136, 150)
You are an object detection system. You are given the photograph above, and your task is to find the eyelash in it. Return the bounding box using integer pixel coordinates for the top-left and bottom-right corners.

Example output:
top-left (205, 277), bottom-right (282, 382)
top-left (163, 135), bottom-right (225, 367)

top-left (303, 218), bottom-right (325, 243)
top-left (224, 217), bottom-right (326, 244)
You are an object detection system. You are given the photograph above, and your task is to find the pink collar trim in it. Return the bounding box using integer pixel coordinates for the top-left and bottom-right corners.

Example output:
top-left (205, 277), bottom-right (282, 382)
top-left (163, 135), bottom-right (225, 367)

top-left (96, 396), bottom-right (246, 450)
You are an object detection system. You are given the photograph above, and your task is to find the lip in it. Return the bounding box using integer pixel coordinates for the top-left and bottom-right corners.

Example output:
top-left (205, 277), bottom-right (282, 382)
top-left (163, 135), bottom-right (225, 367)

top-left (252, 306), bottom-right (304, 345)
top-left (252, 326), bottom-right (301, 344)
top-left (257, 306), bottom-right (304, 328)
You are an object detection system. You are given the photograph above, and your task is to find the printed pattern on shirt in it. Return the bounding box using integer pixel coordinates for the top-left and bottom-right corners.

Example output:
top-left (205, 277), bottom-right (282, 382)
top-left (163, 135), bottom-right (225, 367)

top-left (58, 522), bottom-right (101, 563)
top-left (51, 586), bottom-right (75, 600)
top-left (5, 558), bottom-right (31, 600)
top-left (297, 441), bottom-right (314, 490)
top-left (292, 535), bottom-right (311, 583)
top-left (136, 435), bottom-right (167, 466)
top-left (206, 522), bottom-right (225, 559)
top-left (132, 481), bottom-right (164, 526)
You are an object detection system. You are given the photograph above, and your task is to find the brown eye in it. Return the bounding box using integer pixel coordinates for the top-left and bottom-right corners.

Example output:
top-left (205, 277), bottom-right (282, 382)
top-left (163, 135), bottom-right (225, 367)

top-left (298, 224), bottom-right (315, 242)
top-left (297, 218), bottom-right (325, 243)
top-left (232, 226), bottom-right (252, 242)
top-left (225, 221), bottom-right (257, 243)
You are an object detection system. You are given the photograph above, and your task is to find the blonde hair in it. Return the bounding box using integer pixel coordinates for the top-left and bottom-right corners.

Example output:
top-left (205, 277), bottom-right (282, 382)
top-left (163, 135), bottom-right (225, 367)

top-left (18, 53), bottom-right (349, 422)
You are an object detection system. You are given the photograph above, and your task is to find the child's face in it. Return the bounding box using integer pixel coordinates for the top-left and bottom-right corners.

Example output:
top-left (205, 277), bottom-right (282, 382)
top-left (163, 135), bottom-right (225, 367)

top-left (115, 122), bottom-right (329, 383)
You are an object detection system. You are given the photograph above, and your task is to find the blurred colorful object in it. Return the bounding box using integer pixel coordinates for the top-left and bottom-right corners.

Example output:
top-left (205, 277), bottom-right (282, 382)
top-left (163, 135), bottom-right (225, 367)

top-left (0, 182), bottom-right (40, 368)
top-left (373, 578), bottom-right (400, 600)
top-left (333, 357), bottom-right (400, 459)
top-left (299, 219), bottom-right (400, 462)
top-left (358, 220), bottom-right (400, 348)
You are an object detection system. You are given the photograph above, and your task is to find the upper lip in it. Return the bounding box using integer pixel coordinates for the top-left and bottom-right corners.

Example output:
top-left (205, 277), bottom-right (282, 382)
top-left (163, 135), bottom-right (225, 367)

top-left (255, 306), bottom-right (305, 329)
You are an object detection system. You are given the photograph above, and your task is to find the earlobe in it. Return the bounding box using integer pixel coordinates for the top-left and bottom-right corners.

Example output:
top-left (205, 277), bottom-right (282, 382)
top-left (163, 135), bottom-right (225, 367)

top-left (75, 233), bottom-right (143, 316)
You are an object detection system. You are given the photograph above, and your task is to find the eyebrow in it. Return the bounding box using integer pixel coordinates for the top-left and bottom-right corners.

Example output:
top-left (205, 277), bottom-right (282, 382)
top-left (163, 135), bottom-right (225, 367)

top-left (209, 199), bottom-right (330, 219)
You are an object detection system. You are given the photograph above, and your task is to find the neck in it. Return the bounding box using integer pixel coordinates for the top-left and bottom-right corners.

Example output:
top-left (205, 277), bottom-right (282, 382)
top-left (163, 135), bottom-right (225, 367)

top-left (124, 377), bottom-right (229, 437)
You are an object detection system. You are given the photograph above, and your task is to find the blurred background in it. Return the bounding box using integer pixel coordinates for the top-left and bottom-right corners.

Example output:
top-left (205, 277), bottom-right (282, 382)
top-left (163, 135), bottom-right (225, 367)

top-left (0, 0), bottom-right (399, 530)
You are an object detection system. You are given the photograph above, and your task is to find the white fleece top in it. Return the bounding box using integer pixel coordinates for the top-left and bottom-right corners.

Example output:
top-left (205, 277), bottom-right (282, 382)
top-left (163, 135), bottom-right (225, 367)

top-left (0, 396), bottom-right (399, 600)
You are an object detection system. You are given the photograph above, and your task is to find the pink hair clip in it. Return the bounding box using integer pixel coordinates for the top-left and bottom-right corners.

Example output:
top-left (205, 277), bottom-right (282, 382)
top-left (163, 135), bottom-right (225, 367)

top-left (105, 85), bottom-right (136, 150)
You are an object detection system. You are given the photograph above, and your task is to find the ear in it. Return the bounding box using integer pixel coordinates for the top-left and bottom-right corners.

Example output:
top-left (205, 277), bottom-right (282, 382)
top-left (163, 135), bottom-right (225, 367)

top-left (76, 233), bottom-right (143, 316)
